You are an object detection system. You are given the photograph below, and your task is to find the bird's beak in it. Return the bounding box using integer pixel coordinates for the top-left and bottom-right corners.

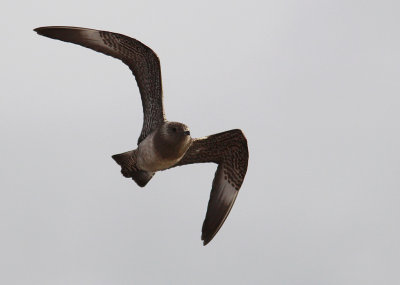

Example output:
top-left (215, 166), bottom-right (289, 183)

top-left (184, 130), bottom-right (190, 136)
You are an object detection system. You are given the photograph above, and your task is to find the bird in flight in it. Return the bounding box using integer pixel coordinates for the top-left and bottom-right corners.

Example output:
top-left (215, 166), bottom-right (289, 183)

top-left (34, 26), bottom-right (249, 245)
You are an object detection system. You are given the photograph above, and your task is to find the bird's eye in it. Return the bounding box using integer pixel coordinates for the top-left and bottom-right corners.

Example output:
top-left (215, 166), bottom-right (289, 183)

top-left (172, 127), bottom-right (177, 132)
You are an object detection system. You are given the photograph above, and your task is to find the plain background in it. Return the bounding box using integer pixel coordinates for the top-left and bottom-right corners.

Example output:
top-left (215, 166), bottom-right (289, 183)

top-left (1, 0), bottom-right (400, 284)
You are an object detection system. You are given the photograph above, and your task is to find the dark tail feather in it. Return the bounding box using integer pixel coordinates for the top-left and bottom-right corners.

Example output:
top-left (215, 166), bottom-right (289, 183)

top-left (131, 170), bottom-right (155, 187)
top-left (111, 150), bottom-right (155, 187)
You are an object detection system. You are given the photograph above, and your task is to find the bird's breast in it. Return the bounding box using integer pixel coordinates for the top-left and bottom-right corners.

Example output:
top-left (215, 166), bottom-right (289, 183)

top-left (136, 133), bottom-right (183, 172)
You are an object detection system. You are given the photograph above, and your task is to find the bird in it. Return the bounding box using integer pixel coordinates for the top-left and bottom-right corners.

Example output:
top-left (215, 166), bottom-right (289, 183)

top-left (34, 26), bottom-right (249, 245)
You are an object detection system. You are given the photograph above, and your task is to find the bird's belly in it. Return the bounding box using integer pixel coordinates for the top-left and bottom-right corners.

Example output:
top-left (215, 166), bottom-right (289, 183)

top-left (136, 138), bottom-right (180, 172)
top-left (137, 151), bottom-right (180, 172)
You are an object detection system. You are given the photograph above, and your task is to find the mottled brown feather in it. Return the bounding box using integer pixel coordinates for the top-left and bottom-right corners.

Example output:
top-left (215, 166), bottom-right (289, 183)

top-left (111, 150), bottom-right (155, 187)
top-left (172, 129), bottom-right (249, 245)
top-left (34, 26), bottom-right (165, 144)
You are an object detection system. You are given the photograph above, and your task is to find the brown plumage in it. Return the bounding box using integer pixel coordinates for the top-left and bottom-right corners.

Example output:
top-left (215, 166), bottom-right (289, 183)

top-left (174, 129), bottom-right (248, 245)
top-left (34, 26), bottom-right (164, 144)
top-left (35, 26), bottom-right (249, 245)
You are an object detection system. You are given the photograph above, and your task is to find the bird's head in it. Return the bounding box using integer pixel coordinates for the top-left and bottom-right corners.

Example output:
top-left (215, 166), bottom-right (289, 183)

top-left (155, 121), bottom-right (192, 159)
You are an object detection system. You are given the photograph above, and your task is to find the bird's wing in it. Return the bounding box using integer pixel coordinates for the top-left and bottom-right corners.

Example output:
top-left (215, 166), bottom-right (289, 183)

top-left (34, 26), bottom-right (165, 144)
top-left (172, 129), bottom-right (249, 245)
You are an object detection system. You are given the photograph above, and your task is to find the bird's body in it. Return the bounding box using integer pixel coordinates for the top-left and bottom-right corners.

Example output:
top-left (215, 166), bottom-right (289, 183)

top-left (136, 131), bottom-right (163, 172)
top-left (136, 121), bottom-right (192, 172)
top-left (35, 26), bottom-right (249, 245)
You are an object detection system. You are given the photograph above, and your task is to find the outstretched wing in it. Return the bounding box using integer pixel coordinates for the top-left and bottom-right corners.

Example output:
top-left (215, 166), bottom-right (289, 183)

top-left (34, 26), bottom-right (166, 144)
top-left (172, 129), bottom-right (249, 245)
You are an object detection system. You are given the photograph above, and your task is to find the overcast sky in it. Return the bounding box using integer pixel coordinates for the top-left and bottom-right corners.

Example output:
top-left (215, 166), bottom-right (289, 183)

top-left (1, 0), bottom-right (400, 284)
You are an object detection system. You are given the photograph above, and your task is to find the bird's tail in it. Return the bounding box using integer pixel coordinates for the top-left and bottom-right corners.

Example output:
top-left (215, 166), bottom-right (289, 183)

top-left (112, 150), bottom-right (155, 187)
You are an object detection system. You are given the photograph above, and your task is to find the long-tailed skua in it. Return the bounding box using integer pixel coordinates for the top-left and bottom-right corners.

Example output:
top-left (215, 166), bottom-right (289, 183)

top-left (34, 26), bottom-right (249, 245)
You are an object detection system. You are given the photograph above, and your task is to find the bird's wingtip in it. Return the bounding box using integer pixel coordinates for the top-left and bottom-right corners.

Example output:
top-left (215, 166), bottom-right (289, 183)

top-left (33, 27), bottom-right (48, 36)
top-left (202, 235), bottom-right (212, 246)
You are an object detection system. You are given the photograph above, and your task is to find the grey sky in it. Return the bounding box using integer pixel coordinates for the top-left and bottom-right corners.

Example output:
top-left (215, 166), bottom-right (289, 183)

top-left (1, 0), bottom-right (400, 284)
